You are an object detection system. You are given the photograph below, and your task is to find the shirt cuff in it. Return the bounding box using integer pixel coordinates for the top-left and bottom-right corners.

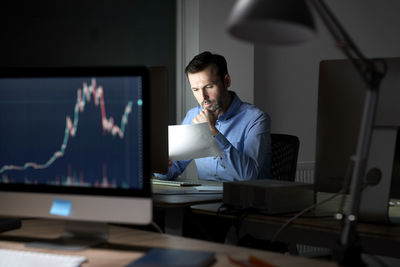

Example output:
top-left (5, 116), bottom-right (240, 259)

top-left (153, 173), bottom-right (168, 180)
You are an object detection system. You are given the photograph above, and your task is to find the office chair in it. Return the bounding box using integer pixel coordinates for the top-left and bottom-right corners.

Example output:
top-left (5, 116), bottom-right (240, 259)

top-left (270, 133), bottom-right (300, 181)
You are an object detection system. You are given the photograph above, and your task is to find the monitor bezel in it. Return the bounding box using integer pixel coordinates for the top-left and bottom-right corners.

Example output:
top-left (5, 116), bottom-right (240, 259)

top-left (0, 66), bottom-right (151, 198)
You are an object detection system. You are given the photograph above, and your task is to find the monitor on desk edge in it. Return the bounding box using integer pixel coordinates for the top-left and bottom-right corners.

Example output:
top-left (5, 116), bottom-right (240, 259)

top-left (0, 66), bottom-right (161, 248)
top-left (315, 57), bottom-right (400, 223)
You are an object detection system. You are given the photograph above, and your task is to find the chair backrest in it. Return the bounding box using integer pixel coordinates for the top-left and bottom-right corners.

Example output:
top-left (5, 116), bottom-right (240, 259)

top-left (270, 134), bottom-right (300, 181)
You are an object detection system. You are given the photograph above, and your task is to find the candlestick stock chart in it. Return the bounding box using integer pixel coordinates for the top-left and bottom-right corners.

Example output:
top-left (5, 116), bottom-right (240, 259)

top-left (0, 76), bottom-right (144, 189)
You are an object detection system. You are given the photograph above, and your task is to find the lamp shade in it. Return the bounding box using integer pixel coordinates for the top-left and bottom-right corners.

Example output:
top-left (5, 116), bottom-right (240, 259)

top-left (227, 0), bottom-right (316, 45)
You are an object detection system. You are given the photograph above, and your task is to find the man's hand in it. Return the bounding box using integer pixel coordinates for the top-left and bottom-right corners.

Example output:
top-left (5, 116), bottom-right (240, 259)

top-left (192, 109), bottom-right (219, 136)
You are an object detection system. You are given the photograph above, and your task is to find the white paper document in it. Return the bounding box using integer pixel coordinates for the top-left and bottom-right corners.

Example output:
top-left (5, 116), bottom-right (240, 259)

top-left (168, 123), bottom-right (223, 161)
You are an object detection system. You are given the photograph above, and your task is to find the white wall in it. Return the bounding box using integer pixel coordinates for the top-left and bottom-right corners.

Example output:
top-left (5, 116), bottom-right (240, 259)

top-left (176, 0), bottom-right (254, 123)
top-left (199, 0), bottom-right (254, 105)
top-left (254, 0), bottom-right (400, 162)
top-left (176, 0), bottom-right (200, 123)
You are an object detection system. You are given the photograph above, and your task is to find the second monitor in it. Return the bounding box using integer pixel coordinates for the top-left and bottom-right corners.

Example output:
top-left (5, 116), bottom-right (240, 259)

top-left (315, 58), bottom-right (400, 223)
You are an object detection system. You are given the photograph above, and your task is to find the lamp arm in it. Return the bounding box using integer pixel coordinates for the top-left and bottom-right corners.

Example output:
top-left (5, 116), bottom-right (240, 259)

top-left (308, 0), bottom-right (386, 254)
top-left (308, 0), bottom-right (382, 89)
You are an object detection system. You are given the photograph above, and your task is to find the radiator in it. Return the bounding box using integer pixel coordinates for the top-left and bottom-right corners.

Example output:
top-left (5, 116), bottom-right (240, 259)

top-left (295, 161), bottom-right (315, 184)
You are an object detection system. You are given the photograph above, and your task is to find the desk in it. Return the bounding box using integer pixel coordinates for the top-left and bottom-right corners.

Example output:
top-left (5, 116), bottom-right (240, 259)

top-left (0, 219), bottom-right (337, 267)
top-left (191, 202), bottom-right (400, 258)
top-left (152, 181), bottom-right (222, 235)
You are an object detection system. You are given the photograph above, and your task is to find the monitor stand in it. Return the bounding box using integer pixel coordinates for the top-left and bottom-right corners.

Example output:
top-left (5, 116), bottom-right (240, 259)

top-left (359, 127), bottom-right (400, 223)
top-left (26, 220), bottom-right (108, 250)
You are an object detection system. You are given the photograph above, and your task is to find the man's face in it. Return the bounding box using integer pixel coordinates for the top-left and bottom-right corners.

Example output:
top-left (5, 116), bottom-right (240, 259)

top-left (188, 65), bottom-right (230, 114)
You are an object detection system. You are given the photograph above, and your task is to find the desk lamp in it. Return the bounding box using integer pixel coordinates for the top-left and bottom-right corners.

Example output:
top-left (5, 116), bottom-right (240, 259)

top-left (227, 0), bottom-right (386, 265)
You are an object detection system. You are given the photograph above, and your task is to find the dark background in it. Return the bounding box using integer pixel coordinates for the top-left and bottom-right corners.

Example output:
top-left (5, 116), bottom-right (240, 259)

top-left (0, 0), bottom-right (176, 124)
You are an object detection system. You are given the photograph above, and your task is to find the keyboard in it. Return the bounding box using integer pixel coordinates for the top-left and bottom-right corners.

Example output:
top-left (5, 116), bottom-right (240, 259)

top-left (0, 248), bottom-right (87, 267)
top-left (151, 178), bottom-right (202, 187)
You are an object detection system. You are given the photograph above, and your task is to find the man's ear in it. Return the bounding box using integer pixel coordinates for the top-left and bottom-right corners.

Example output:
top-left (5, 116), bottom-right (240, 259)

top-left (224, 74), bottom-right (231, 89)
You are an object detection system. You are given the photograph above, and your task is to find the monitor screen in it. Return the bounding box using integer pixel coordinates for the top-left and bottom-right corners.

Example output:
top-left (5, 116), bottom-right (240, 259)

top-left (315, 58), bottom-right (400, 199)
top-left (0, 67), bottom-right (152, 232)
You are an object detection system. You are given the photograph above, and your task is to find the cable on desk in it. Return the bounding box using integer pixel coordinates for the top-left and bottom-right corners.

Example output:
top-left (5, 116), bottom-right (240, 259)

top-left (216, 203), bottom-right (265, 243)
top-left (269, 159), bottom-right (368, 244)
top-left (192, 216), bottom-right (215, 241)
top-left (216, 203), bottom-right (229, 216)
top-left (270, 188), bottom-right (347, 243)
top-left (216, 203), bottom-right (246, 239)
top-left (150, 221), bottom-right (163, 233)
top-left (216, 203), bottom-right (244, 241)
top-left (234, 210), bottom-right (251, 241)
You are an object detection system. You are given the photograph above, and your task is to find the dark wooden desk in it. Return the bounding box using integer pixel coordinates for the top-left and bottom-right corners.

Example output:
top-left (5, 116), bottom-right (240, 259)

top-left (0, 219), bottom-right (338, 267)
top-left (191, 202), bottom-right (400, 258)
top-left (152, 183), bottom-right (222, 235)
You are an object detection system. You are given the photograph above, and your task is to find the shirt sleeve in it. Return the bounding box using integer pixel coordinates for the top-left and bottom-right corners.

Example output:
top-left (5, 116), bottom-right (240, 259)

top-left (214, 112), bottom-right (271, 181)
top-left (166, 159), bottom-right (192, 180)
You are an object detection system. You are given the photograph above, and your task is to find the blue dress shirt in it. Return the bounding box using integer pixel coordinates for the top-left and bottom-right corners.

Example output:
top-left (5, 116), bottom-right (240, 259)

top-left (165, 91), bottom-right (271, 182)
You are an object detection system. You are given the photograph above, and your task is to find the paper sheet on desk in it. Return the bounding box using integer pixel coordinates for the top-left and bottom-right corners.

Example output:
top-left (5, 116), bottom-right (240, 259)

top-left (168, 123), bottom-right (222, 161)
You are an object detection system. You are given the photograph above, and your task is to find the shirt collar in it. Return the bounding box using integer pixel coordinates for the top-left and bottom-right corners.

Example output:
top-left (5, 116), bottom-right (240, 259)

top-left (218, 91), bottom-right (241, 121)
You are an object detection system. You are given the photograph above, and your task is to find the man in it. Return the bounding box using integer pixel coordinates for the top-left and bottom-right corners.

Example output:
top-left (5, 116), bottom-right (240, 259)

top-left (165, 51), bottom-right (271, 182)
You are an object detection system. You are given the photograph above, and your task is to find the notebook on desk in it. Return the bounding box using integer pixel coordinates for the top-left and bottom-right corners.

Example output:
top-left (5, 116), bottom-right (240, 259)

top-left (151, 178), bottom-right (223, 194)
top-left (151, 178), bottom-right (202, 187)
top-left (127, 248), bottom-right (215, 267)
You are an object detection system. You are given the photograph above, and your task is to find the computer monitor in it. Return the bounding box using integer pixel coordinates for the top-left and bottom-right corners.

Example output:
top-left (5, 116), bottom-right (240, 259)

top-left (315, 58), bottom-right (400, 223)
top-left (0, 66), bottom-right (152, 248)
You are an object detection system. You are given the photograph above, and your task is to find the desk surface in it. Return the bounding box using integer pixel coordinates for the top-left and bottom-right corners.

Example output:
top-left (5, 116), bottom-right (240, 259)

top-left (0, 219), bottom-right (337, 267)
top-left (191, 202), bottom-right (400, 258)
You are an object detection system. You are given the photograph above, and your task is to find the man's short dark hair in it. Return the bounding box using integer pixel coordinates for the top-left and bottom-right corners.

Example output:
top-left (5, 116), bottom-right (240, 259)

top-left (185, 51), bottom-right (228, 82)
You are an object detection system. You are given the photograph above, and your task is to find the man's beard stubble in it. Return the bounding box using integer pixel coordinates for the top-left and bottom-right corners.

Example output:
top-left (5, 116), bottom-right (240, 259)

top-left (201, 99), bottom-right (220, 113)
top-left (201, 91), bottom-right (229, 113)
